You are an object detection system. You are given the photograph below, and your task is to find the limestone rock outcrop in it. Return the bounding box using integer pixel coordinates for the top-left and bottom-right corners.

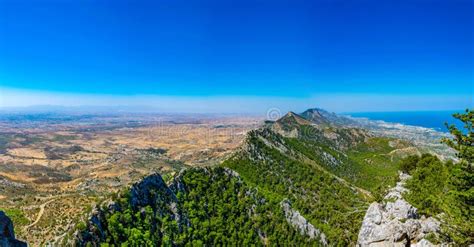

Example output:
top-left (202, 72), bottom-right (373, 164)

top-left (357, 173), bottom-right (442, 246)
top-left (281, 200), bottom-right (328, 246)
top-left (75, 172), bottom-right (186, 245)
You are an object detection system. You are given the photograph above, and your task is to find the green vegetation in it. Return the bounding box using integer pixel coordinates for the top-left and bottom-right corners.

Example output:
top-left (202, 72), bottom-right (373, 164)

top-left (273, 112), bottom-right (404, 195)
top-left (402, 154), bottom-right (451, 215)
top-left (78, 167), bottom-right (317, 246)
top-left (75, 109), bottom-right (473, 246)
top-left (222, 131), bottom-right (368, 245)
top-left (52, 134), bottom-right (78, 142)
top-left (345, 138), bottom-right (403, 192)
top-left (0, 135), bottom-right (13, 154)
top-left (0, 208), bottom-right (30, 225)
top-left (284, 129), bottom-right (401, 193)
top-left (401, 109), bottom-right (473, 244)
top-left (0, 133), bottom-right (44, 154)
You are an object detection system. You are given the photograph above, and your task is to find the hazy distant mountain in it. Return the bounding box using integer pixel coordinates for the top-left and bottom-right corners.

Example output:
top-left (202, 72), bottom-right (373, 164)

top-left (0, 105), bottom-right (163, 114)
top-left (300, 108), bottom-right (360, 127)
top-left (299, 108), bottom-right (331, 125)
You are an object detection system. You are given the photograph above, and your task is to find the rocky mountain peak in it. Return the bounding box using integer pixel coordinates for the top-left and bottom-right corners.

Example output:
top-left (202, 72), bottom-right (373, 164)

top-left (279, 111), bottom-right (311, 123)
top-left (274, 111), bottom-right (313, 131)
top-left (300, 107), bottom-right (360, 127)
top-left (128, 173), bottom-right (178, 210)
top-left (300, 108), bottom-right (330, 124)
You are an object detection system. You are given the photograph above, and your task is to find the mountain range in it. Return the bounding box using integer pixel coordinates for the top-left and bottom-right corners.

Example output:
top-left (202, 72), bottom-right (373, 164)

top-left (62, 108), bottom-right (457, 246)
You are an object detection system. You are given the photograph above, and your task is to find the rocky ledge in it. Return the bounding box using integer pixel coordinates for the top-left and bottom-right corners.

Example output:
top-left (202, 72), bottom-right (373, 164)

top-left (281, 199), bottom-right (328, 246)
top-left (358, 173), bottom-right (443, 247)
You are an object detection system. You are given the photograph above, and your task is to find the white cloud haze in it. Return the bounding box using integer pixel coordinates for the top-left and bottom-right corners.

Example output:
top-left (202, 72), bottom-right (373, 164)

top-left (0, 87), bottom-right (471, 114)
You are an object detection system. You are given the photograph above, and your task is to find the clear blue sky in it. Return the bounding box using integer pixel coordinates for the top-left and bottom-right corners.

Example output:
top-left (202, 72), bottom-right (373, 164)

top-left (0, 0), bottom-right (472, 112)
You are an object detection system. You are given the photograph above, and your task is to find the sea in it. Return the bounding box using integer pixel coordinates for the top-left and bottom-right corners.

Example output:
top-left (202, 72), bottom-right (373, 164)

top-left (345, 110), bottom-right (465, 133)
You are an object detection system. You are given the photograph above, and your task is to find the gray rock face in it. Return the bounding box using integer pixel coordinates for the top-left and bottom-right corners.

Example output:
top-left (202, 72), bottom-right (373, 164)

top-left (412, 239), bottom-right (436, 247)
top-left (384, 199), bottom-right (418, 220)
top-left (76, 172), bottom-right (186, 246)
top-left (129, 173), bottom-right (177, 209)
top-left (357, 173), bottom-right (442, 247)
top-left (0, 211), bottom-right (27, 247)
top-left (280, 200), bottom-right (328, 246)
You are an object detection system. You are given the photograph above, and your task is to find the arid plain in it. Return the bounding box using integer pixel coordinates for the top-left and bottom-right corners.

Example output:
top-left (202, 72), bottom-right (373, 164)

top-left (0, 113), bottom-right (261, 245)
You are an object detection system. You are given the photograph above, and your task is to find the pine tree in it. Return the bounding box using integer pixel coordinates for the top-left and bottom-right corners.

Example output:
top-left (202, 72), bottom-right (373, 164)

top-left (441, 108), bottom-right (474, 243)
top-left (442, 109), bottom-right (474, 206)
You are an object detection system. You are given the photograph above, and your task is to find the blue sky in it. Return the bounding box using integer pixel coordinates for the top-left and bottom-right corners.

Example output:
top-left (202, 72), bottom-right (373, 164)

top-left (0, 0), bottom-right (472, 112)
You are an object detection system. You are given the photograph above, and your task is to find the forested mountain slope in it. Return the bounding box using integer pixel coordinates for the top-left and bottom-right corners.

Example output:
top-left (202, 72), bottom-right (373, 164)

top-left (270, 111), bottom-right (415, 193)
top-left (222, 128), bottom-right (369, 244)
top-left (71, 110), bottom-right (430, 246)
top-left (75, 167), bottom-right (322, 246)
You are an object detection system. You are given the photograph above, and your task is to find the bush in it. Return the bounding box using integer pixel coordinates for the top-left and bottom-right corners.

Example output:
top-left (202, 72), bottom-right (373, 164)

top-left (399, 155), bottom-right (420, 174)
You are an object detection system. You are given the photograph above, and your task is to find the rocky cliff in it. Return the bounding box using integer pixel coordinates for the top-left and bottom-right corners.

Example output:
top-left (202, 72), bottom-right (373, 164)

top-left (75, 172), bottom-right (187, 245)
top-left (0, 211), bottom-right (27, 247)
top-left (357, 173), bottom-right (443, 246)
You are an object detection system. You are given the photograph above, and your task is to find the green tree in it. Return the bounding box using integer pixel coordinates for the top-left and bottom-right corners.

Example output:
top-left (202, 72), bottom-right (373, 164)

top-left (442, 109), bottom-right (474, 205)
top-left (443, 109), bottom-right (474, 164)
top-left (441, 109), bottom-right (474, 243)
top-left (399, 155), bottom-right (420, 174)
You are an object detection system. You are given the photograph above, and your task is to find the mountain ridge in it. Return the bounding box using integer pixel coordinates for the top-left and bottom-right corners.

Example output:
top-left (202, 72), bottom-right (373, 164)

top-left (53, 107), bottom-right (457, 245)
top-left (72, 109), bottom-right (387, 245)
